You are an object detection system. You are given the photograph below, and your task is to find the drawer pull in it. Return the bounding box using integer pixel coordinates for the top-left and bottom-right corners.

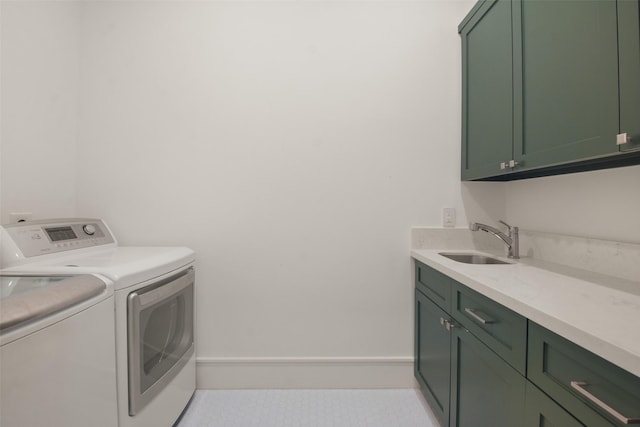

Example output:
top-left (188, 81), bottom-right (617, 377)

top-left (570, 381), bottom-right (640, 424)
top-left (464, 308), bottom-right (495, 324)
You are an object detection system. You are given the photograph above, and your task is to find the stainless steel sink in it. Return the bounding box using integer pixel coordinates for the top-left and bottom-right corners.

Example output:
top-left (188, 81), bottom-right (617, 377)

top-left (438, 253), bottom-right (510, 265)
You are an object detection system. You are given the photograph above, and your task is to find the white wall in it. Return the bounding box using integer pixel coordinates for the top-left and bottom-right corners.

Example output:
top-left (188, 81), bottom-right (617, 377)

top-left (0, 1), bottom-right (80, 223)
top-left (76, 0), bottom-right (475, 386)
top-left (504, 165), bottom-right (640, 244)
top-left (4, 0), bottom-right (636, 389)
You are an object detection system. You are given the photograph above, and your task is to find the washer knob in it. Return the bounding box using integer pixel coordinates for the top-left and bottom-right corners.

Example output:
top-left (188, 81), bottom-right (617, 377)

top-left (83, 224), bottom-right (96, 235)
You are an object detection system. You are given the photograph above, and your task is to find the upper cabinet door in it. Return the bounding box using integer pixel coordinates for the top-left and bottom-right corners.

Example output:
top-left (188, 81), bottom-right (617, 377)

top-left (513, 0), bottom-right (620, 169)
top-left (618, 0), bottom-right (640, 152)
top-left (460, 0), bottom-right (514, 180)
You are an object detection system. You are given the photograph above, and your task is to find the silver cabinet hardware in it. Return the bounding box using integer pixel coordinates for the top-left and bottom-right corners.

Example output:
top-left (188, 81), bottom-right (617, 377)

top-left (500, 160), bottom-right (519, 170)
top-left (445, 320), bottom-right (456, 331)
top-left (570, 381), bottom-right (640, 424)
top-left (464, 308), bottom-right (495, 324)
top-left (440, 318), bottom-right (456, 331)
top-left (617, 133), bottom-right (631, 145)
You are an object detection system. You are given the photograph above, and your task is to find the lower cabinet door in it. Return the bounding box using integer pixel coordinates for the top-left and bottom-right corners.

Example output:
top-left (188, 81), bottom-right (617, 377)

top-left (525, 381), bottom-right (585, 427)
top-left (415, 289), bottom-right (451, 427)
top-left (450, 327), bottom-right (525, 427)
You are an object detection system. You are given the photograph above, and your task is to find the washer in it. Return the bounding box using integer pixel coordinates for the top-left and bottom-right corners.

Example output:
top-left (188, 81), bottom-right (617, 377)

top-left (0, 272), bottom-right (118, 427)
top-left (1, 218), bottom-right (196, 427)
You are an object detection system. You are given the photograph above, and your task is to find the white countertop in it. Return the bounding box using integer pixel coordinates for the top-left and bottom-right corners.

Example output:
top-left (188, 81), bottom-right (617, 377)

top-left (411, 249), bottom-right (640, 378)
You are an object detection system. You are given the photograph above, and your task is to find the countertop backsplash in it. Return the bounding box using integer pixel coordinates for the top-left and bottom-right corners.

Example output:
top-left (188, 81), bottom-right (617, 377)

top-left (518, 230), bottom-right (640, 283)
top-left (412, 227), bottom-right (640, 284)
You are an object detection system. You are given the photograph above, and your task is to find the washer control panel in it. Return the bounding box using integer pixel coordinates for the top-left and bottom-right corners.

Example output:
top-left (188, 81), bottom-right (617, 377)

top-left (2, 218), bottom-right (116, 258)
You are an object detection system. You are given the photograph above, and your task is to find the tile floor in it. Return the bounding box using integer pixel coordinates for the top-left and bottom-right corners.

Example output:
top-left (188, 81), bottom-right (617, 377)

top-left (176, 389), bottom-right (440, 427)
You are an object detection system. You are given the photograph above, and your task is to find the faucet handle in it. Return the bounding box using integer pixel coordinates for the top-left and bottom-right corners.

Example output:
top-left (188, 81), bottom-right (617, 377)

top-left (498, 220), bottom-right (512, 230)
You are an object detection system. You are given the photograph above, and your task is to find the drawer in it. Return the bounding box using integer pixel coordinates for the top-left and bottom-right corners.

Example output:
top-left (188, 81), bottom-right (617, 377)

top-left (528, 323), bottom-right (640, 427)
top-left (525, 381), bottom-right (586, 427)
top-left (452, 281), bottom-right (527, 374)
top-left (415, 261), bottom-right (452, 312)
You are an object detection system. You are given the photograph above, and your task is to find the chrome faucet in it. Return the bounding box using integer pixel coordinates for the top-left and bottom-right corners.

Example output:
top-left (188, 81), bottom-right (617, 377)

top-left (470, 220), bottom-right (519, 259)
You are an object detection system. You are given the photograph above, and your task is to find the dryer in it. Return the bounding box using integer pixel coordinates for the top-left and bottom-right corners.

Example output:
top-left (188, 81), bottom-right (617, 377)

top-left (1, 218), bottom-right (196, 427)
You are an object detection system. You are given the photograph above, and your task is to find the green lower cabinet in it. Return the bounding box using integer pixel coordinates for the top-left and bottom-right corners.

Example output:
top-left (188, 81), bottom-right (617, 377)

top-left (416, 262), bottom-right (453, 312)
top-left (415, 290), bottom-right (451, 427)
top-left (452, 280), bottom-right (527, 375)
top-left (414, 265), bottom-right (639, 427)
top-left (525, 381), bottom-right (585, 427)
top-left (528, 323), bottom-right (638, 426)
top-left (450, 327), bottom-right (526, 427)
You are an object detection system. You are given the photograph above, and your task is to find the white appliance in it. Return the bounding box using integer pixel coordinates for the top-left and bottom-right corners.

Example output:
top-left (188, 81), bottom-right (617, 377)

top-left (0, 218), bottom-right (196, 427)
top-left (0, 273), bottom-right (118, 427)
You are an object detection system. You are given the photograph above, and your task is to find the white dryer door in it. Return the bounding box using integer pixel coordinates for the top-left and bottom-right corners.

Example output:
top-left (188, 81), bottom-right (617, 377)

top-left (127, 267), bottom-right (194, 415)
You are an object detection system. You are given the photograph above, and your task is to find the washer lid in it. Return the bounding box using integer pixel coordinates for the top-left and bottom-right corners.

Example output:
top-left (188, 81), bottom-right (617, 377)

top-left (0, 274), bottom-right (106, 332)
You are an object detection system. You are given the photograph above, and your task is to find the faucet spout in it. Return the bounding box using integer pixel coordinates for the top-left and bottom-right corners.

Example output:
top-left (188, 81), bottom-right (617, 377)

top-left (470, 222), bottom-right (512, 245)
top-left (470, 221), bottom-right (519, 259)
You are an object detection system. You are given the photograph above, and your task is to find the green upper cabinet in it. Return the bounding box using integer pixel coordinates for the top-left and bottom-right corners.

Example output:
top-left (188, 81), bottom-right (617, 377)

top-left (514, 0), bottom-right (619, 169)
top-left (459, 0), bottom-right (640, 181)
top-left (460, 0), bottom-right (515, 180)
top-left (618, 0), bottom-right (640, 152)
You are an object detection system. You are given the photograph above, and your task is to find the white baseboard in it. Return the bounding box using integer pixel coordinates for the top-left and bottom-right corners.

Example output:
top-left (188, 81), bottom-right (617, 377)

top-left (196, 356), bottom-right (417, 389)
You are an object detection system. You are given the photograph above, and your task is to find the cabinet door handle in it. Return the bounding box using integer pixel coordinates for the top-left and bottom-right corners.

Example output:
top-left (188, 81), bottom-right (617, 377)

top-left (570, 381), bottom-right (640, 424)
top-left (440, 318), bottom-right (456, 331)
top-left (464, 308), bottom-right (495, 324)
top-left (617, 133), bottom-right (631, 145)
top-left (445, 320), bottom-right (456, 331)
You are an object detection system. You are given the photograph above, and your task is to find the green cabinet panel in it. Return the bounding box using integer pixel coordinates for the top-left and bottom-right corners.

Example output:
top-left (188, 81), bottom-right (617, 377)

top-left (460, 0), bottom-right (514, 180)
top-left (415, 261), bottom-right (452, 312)
top-left (459, 0), bottom-right (640, 181)
top-left (525, 381), bottom-right (585, 427)
top-left (450, 327), bottom-right (526, 427)
top-left (452, 280), bottom-right (527, 374)
top-left (528, 323), bottom-right (638, 426)
top-left (618, 0), bottom-right (640, 152)
top-left (415, 289), bottom-right (451, 427)
top-left (514, 0), bottom-right (620, 169)
top-left (414, 264), bottom-right (527, 427)
top-left (414, 263), bottom-right (640, 427)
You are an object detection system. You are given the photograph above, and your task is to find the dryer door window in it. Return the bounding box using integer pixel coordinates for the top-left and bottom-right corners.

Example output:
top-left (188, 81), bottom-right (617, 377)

top-left (127, 268), bottom-right (194, 415)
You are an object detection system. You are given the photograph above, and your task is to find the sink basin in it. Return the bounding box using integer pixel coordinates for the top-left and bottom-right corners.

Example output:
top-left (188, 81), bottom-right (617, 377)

top-left (439, 253), bottom-right (510, 265)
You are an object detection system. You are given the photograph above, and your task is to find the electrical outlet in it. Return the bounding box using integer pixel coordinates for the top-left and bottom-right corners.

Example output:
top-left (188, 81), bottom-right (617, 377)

top-left (9, 212), bottom-right (33, 223)
top-left (442, 207), bottom-right (456, 228)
